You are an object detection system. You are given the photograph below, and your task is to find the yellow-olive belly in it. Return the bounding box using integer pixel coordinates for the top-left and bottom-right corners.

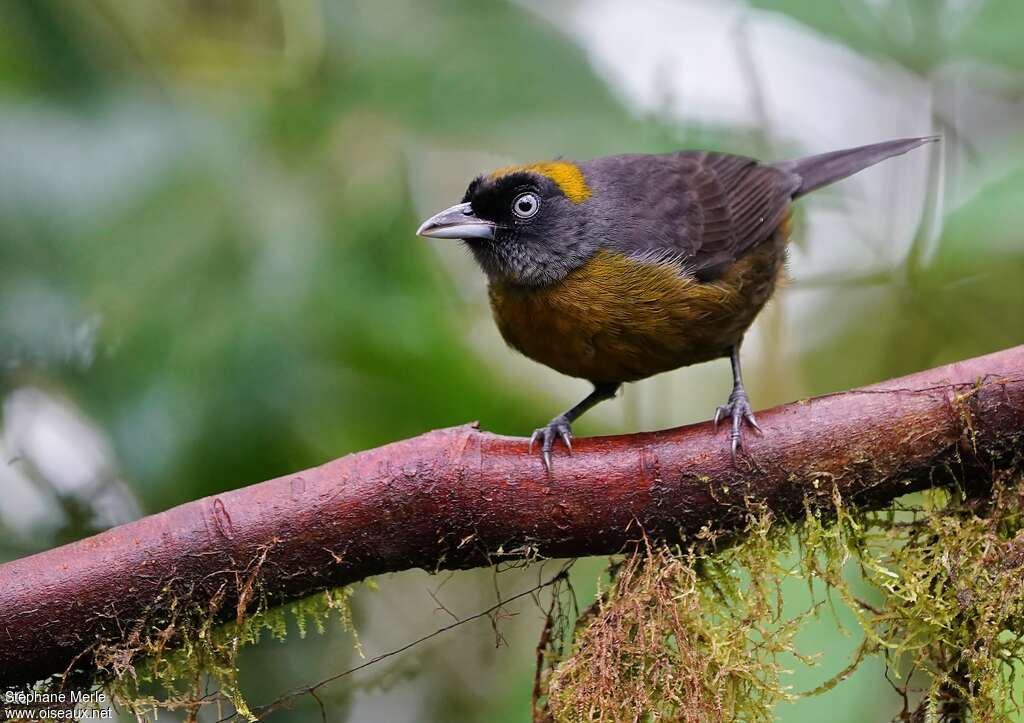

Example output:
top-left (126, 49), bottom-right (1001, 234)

top-left (487, 237), bottom-right (786, 384)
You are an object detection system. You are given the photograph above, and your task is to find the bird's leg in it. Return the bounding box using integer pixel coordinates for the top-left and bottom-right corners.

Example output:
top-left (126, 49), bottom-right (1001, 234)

top-left (530, 382), bottom-right (619, 472)
top-left (713, 344), bottom-right (762, 458)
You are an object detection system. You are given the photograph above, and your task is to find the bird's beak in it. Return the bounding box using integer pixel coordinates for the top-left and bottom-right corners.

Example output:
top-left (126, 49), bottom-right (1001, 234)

top-left (416, 202), bottom-right (495, 240)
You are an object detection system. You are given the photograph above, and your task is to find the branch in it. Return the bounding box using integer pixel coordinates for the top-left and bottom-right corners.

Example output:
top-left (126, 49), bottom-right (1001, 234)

top-left (1, 346), bottom-right (1022, 688)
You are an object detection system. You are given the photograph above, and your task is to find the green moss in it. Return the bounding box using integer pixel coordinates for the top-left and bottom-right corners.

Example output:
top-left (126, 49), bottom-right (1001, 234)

top-left (543, 467), bottom-right (1024, 722)
top-left (545, 507), bottom-right (806, 722)
top-left (833, 470), bottom-right (1024, 721)
top-left (94, 582), bottom-right (362, 721)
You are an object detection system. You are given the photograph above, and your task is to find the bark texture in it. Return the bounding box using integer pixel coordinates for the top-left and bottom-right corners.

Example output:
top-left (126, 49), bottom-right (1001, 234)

top-left (1, 346), bottom-right (1022, 688)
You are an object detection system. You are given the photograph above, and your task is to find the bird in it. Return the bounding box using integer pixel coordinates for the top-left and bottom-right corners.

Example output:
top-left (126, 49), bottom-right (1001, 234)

top-left (417, 137), bottom-right (938, 471)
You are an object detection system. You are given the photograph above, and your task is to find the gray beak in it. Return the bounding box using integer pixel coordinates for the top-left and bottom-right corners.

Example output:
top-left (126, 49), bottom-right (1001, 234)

top-left (416, 202), bottom-right (495, 240)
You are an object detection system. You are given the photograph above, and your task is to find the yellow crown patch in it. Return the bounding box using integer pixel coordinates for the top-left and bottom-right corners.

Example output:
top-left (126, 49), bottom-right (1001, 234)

top-left (489, 161), bottom-right (592, 204)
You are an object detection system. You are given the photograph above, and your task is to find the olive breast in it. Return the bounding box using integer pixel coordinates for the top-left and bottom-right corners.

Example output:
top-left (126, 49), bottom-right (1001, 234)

top-left (488, 239), bottom-right (786, 384)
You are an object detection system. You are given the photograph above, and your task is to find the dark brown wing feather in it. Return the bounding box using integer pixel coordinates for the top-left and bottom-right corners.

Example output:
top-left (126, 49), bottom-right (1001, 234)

top-left (580, 150), bottom-right (800, 280)
top-left (679, 152), bottom-right (798, 280)
top-left (583, 141), bottom-right (932, 282)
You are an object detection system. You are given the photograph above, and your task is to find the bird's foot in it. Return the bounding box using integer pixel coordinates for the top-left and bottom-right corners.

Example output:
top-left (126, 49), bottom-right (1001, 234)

top-left (529, 415), bottom-right (573, 473)
top-left (713, 386), bottom-right (762, 459)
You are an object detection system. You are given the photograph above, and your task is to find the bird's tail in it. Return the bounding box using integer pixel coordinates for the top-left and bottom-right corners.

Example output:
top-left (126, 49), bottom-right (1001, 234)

top-left (775, 136), bottom-right (939, 199)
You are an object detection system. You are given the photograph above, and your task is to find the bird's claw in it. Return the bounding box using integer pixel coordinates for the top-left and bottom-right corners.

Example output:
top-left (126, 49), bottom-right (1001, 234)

top-left (529, 416), bottom-right (573, 473)
top-left (713, 388), bottom-right (761, 460)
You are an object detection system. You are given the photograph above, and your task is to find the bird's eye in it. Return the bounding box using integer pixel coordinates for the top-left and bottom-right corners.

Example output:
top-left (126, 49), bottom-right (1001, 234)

top-left (511, 192), bottom-right (541, 219)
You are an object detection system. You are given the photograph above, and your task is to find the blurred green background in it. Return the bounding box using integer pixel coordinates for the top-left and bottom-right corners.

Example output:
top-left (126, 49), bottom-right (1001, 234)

top-left (1, 1), bottom-right (1022, 720)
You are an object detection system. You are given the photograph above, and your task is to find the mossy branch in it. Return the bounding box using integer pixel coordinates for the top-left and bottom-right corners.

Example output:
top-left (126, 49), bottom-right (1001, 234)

top-left (1, 346), bottom-right (1022, 689)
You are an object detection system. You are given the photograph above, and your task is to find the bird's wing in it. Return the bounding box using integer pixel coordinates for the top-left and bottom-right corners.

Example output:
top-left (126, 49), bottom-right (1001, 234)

top-left (686, 152), bottom-right (797, 278)
top-left (602, 151), bottom-right (799, 281)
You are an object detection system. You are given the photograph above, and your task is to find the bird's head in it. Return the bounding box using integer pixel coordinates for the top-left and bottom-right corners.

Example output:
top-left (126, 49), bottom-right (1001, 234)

top-left (416, 161), bottom-right (598, 287)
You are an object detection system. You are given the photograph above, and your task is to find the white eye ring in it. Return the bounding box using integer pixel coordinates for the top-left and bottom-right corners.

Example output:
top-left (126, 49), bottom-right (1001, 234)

top-left (511, 192), bottom-right (541, 219)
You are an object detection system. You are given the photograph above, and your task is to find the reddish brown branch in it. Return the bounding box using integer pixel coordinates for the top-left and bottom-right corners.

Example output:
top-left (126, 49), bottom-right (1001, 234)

top-left (1, 347), bottom-right (1022, 688)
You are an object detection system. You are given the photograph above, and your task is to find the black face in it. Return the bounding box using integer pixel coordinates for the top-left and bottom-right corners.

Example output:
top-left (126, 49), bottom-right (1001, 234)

top-left (462, 171), bottom-right (544, 225)
top-left (459, 171), bottom-right (594, 287)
